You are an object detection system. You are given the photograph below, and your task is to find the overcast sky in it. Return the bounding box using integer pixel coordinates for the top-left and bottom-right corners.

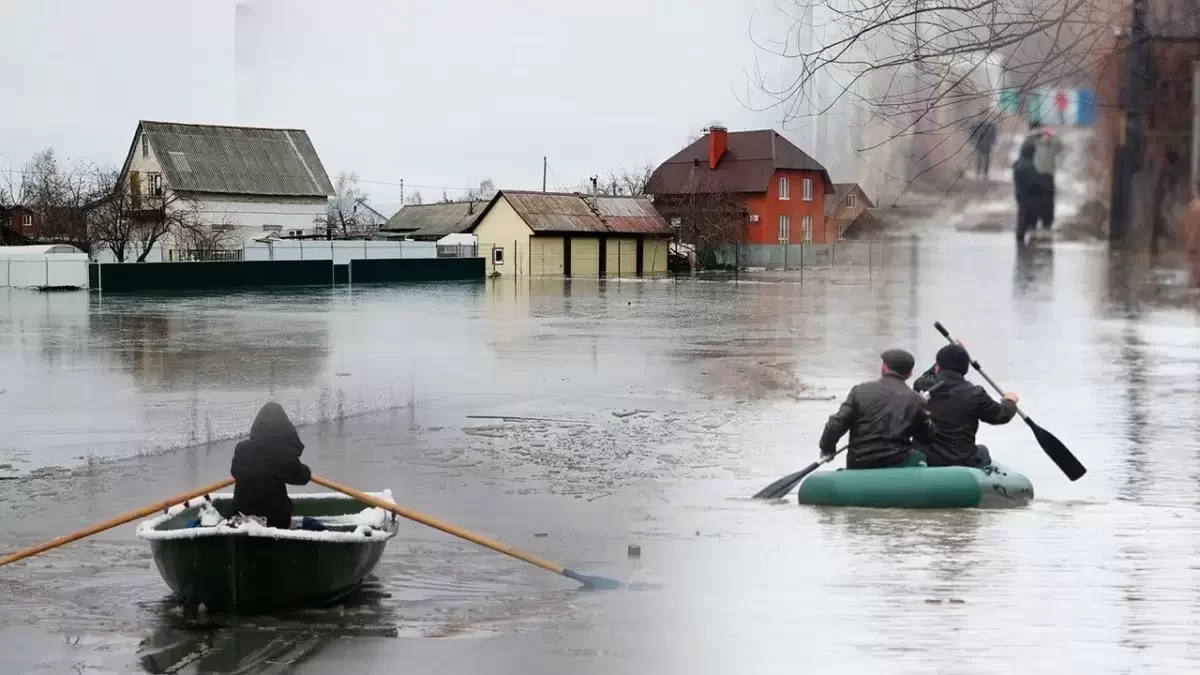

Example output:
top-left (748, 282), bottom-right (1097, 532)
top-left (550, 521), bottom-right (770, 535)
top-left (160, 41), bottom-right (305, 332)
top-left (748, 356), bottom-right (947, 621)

top-left (0, 0), bottom-right (824, 213)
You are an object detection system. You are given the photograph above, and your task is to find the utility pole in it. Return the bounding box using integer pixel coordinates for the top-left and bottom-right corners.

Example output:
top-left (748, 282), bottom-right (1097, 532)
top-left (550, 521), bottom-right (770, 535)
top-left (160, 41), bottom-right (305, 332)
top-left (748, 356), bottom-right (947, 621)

top-left (1109, 0), bottom-right (1148, 243)
top-left (542, 157), bottom-right (547, 192)
top-left (399, 178), bottom-right (404, 205)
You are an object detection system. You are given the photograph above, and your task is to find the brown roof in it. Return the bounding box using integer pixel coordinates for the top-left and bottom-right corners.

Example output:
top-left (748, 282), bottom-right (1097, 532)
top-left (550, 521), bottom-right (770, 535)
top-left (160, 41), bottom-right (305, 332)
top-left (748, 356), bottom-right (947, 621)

top-left (647, 129), bottom-right (834, 196)
top-left (470, 191), bottom-right (672, 236)
top-left (824, 182), bottom-right (876, 216)
top-left (381, 200), bottom-right (486, 237)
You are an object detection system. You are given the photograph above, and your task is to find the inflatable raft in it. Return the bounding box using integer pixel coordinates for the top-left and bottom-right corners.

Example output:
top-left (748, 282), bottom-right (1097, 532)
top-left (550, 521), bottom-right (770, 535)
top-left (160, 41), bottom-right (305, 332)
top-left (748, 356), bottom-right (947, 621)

top-left (795, 464), bottom-right (1034, 509)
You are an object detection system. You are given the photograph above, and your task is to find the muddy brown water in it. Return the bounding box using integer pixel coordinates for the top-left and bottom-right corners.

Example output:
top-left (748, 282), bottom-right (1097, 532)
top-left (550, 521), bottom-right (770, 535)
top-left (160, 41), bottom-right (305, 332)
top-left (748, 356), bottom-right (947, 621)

top-left (2, 233), bottom-right (1200, 673)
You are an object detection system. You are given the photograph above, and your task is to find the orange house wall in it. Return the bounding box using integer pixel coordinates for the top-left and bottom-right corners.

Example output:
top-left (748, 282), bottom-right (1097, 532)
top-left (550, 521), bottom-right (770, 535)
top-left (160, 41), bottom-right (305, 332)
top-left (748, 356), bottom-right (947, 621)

top-left (738, 170), bottom-right (828, 245)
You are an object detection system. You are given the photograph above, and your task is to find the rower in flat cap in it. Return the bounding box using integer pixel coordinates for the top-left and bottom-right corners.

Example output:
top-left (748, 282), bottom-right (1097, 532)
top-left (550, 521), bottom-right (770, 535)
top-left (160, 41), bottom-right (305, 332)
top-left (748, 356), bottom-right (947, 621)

top-left (818, 348), bottom-right (937, 470)
top-left (911, 341), bottom-right (1019, 468)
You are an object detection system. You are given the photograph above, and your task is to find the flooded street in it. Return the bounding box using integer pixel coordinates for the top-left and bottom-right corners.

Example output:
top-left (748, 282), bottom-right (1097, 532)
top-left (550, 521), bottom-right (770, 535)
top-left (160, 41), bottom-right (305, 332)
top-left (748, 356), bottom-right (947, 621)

top-left (4, 230), bottom-right (1200, 673)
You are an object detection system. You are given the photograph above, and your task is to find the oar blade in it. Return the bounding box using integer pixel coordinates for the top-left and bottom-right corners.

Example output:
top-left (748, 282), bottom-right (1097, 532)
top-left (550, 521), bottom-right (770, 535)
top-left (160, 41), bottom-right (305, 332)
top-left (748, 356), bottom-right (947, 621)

top-left (1027, 418), bottom-right (1086, 481)
top-left (752, 470), bottom-right (805, 500)
top-left (562, 568), bottom-right (623, 590)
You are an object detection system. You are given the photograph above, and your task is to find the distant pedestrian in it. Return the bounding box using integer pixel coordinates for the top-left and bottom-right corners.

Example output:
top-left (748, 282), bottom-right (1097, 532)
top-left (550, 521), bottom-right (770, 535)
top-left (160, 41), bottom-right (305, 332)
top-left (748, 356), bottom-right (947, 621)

top-left (1011, 142), bottom-right (1043, 244)
top-left (970, 119), bottom-right (998, 179)
top-left (1019, 120), bottom-right (1063, 235)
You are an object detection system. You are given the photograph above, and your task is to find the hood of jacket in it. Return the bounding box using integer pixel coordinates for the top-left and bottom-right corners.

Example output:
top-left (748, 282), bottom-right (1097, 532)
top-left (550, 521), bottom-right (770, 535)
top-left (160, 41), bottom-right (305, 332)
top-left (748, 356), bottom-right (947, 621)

top-left (248, 401), bottom-right (304, 455)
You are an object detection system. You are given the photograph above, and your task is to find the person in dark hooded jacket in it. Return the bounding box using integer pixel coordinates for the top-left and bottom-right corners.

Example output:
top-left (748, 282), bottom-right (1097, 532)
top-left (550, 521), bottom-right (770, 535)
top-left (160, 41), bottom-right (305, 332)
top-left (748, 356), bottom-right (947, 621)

top-left (912, 343), bottom-right (1019, 468)
top-left (1012, 142), bottom-right (1044, 244)
top-left (230, 401), bottom-right (314, 529)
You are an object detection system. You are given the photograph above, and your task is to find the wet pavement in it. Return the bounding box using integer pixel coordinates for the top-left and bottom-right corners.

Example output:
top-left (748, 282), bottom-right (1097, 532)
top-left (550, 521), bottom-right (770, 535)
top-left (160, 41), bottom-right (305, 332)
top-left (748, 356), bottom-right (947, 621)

top-left (3, 226), bottom-right (1200, 673)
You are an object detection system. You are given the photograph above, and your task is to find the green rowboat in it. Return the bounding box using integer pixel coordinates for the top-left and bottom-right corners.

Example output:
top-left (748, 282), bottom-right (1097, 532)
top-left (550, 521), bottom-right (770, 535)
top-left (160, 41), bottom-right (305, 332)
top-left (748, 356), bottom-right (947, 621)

top-left (136, 490), bottom-right (400, 614)
top-left (795, 464), bottom-right (1034, 509)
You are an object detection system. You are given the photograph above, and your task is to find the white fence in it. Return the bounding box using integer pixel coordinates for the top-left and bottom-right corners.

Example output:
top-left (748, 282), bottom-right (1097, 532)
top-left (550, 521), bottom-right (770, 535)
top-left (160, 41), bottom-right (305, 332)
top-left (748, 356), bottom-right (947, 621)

top-left (243, 239), bottom-right (438, 264)
top-left (0, 256), bottom-right (90, 289)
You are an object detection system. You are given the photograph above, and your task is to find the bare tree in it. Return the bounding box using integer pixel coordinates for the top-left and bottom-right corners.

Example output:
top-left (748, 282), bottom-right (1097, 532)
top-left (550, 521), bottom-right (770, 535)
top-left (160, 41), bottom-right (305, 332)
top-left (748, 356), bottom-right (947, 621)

top-left (4, 148), bottom-right (96, 250)
top-left (406, 190), bottom-right (424, 206)
top-left (651, 175), bottom-right (747, 268)
top-left (597, 165), bottom-right (655, 197)
top-left (88, 168), bottom-right (211, 262)
top-left (320, 171), bottom-right (380, 238)
top-left (465, 178), bottom-right (497, 201)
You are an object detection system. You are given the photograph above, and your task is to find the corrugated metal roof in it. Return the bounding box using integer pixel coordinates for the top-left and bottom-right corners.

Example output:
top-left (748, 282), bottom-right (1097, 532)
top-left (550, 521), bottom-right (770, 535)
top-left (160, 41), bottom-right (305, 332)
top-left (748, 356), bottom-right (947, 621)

top-left (130, 121), bottom-right (336, 198)
top-left (497, 191), bottom-right (672, 235)
top-left (382, 200), bottom-right (487, 237)
top-left (647, 129), bottom-right (835, 196)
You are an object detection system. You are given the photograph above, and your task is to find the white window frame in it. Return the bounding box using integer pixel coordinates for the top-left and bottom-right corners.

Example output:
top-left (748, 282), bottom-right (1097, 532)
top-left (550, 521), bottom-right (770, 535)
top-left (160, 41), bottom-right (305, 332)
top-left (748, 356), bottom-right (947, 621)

top-left (802, 215), bottom-right (813, 243)
top-left (492, 247), bottom-right (505, 265)
top-left (141, 136), bottom-right (149, 158)
top-left (147, 172), bottom-right (163, 196)
top-left (845, 193), bottom-right (857, 209)
top-left (778, 215), bottom-right (790, 242)
top-left (802, 178), bottom-right (814, 201)
top-left (20, 213), bottom-right (32, 227)
top-left (779, 176), bottom-right (790, 200)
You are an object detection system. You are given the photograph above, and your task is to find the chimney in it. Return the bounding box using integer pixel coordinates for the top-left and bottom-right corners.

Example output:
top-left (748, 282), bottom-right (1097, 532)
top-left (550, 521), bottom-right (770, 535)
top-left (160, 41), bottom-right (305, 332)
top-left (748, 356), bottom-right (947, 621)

top-left (707, 125), bottom-right (728, 170)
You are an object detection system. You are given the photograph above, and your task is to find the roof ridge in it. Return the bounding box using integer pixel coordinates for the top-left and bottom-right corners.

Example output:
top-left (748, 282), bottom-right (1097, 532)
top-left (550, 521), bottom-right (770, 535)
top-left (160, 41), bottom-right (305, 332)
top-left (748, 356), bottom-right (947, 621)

top-left (139, 120), bottom-right (312, 133)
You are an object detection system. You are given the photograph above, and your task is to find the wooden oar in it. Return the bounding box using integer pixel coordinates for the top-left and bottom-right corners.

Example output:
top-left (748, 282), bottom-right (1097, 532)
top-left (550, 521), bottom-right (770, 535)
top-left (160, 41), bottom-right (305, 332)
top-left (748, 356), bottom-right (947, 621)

top-left (934, 321), bottom-right (1086, 481)
top-left (752, 445), bottom-right (847, 499)
top-left (310, 476), bottom-right (622, 590)
top-left (0, 477), bottom-right (236, 568)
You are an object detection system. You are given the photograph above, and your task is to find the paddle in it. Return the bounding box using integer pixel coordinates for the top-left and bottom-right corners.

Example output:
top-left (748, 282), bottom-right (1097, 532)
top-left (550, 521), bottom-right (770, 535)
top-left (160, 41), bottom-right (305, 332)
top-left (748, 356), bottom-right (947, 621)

top-left (310, 476), bottom-right (623, 590)
top-left (0, 477), bottom-right (237, 568)
top-left (752, 445), bottom-right (847, 499)
top-left (933, 321), bottom-right (1086, 481)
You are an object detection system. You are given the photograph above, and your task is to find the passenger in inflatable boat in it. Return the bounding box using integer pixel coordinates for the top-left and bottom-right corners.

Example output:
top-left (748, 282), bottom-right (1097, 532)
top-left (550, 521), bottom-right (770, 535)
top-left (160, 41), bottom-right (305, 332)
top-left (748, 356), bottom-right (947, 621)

top-left (228, 401), bottom-right (325, 531)
top-left (819, 349), bottom-right (937, 470)
top-left (912, 343), bottom-right (1019, 469)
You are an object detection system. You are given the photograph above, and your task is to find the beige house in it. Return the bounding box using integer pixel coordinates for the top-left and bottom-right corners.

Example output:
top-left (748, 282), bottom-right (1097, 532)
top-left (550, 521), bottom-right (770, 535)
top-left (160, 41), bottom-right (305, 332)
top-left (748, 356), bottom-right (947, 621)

top-left (823, 183), bottom-right (875, 239)
top-left (467, 191), bottom-right (672, 278)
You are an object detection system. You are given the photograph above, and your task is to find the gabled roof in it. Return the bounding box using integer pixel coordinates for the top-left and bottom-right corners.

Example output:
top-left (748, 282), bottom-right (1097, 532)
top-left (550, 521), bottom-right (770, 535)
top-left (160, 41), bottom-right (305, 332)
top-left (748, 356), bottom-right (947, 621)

top-left (382, 200), bottom-right (487, 237)
top-left (119, 121), bottom-right (336, 198)
top-left (647, 129), bottom-right (835, 196)
top-left (824, 182), bottom-right (876, 216)
top-left (469, 191), bottom-right (673, 236)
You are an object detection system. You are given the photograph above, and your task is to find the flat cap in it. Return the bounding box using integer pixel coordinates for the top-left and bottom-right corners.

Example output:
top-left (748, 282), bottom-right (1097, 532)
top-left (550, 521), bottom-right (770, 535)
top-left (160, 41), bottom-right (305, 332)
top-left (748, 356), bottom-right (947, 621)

top-left (880, 348), bottom-right (915, 375)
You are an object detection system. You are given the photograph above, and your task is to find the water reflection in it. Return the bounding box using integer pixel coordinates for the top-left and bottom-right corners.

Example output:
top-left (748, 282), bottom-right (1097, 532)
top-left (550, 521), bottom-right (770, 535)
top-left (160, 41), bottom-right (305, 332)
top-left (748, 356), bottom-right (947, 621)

top-left (137, 584), bottom-right (397, 674)
top-left (88, 297), bottom-right (328, 391)
top-left (1013, 243), bottom-right (1055, 296)
top-left (1118, 322), bottom-right (1149, 501)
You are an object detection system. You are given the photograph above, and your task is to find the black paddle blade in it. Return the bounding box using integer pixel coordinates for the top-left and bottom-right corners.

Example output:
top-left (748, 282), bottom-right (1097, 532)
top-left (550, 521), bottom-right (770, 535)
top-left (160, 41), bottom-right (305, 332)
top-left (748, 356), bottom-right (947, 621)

top-left (752, 461), bottom-right (821, 499)
top-left (1026, 417), bottom-right (1086, 481)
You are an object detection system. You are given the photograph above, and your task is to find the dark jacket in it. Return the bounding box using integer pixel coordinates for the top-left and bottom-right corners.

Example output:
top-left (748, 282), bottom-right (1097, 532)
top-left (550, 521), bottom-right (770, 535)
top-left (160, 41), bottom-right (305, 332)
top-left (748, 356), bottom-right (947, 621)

top-left (819, 373), bottom-right (937, 468)
top-left (972, 121), bottom-right (997, 151)
top-left (912, 367), bottom-right (1018, 466)
top-left (231, 402), bottom-right (312, 529)
top-left (1012, 145), bottom-right (1044, 208)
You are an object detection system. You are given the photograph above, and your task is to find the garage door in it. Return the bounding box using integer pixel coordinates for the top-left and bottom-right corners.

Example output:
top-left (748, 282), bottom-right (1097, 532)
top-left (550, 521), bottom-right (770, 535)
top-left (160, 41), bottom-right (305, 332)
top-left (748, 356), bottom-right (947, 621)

top-left (570, 238), bottom-right (600, 278)
top-left (530, 237), bottom-right (564, 276)
top-left (604, 238), bottom-right (638, 278)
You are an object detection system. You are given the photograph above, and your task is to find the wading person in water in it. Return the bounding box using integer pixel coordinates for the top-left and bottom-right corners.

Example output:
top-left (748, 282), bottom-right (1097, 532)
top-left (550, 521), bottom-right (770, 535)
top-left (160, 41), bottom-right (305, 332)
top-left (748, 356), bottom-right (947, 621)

top-left (230, 401), bottom-right (323, 530)
top-left (912, 343), bottom-right (1019, 469)
top-left (819, 349), bottom-right (937, 469)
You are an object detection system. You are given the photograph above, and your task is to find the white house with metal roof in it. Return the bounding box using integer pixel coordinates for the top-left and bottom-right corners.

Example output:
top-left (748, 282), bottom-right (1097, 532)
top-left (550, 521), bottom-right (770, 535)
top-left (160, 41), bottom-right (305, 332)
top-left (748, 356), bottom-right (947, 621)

top-left (114, 120), bottom-right (336, 259)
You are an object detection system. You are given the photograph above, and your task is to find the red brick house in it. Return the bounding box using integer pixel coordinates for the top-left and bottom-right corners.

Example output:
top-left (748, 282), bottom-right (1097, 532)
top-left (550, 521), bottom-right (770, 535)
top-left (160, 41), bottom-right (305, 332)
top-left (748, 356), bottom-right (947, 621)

top-left (0, 205), bottom-right (37, 239)
top-left (647, 126), bottom-right (834, 247)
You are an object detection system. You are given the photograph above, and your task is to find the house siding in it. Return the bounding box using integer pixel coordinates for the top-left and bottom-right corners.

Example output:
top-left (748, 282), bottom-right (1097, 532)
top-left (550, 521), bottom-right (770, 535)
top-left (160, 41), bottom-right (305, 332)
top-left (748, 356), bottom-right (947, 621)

top-left (472, 196), bottom-right (533, 276)
top-left (740, 170), bottom-right (829, 244)
top-left (644, 238), bottom-right (669, 277)
top-left (570, 238), bottom-right (601, 277)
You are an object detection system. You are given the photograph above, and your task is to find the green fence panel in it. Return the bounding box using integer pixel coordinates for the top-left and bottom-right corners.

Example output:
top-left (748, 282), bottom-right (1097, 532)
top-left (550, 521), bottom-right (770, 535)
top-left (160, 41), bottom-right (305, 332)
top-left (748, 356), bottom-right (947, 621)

top-left (91, 260), bottom-right (334, 293)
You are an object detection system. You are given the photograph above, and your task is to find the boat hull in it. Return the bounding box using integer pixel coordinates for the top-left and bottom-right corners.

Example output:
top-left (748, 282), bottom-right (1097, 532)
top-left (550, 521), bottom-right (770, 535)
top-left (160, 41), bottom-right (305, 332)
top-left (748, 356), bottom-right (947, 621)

top-left (795, 463), bottom-right (1034, 509)
top-left (138, 491), bottom-right (399, 615)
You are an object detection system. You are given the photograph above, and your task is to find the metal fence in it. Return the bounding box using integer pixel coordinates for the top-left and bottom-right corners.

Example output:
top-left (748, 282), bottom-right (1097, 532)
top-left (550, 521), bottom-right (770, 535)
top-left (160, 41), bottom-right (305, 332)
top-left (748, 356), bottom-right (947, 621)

top-left (168, 249), bottom-right (245, 262)
top-left (437, 244), bottom-right (478, 258)
top-left (713, 240), bottom-right (892, 270)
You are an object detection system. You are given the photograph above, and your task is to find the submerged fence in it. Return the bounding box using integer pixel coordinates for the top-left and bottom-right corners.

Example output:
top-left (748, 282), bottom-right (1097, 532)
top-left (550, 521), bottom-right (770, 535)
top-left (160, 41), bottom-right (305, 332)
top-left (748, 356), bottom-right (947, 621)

top-left (713, 240), bottom-right (894, 271)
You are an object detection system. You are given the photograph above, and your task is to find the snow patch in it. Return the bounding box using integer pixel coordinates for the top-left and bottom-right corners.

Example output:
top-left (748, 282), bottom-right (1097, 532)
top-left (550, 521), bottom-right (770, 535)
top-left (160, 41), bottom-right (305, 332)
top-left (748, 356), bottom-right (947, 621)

top-left (135, 489), bottom-right (398, 543)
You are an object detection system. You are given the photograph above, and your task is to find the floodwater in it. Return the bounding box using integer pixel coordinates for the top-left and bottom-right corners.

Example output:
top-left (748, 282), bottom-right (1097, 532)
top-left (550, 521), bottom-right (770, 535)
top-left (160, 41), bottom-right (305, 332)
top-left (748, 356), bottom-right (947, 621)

top-left (3, 229), bottom-right (1200, 674)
